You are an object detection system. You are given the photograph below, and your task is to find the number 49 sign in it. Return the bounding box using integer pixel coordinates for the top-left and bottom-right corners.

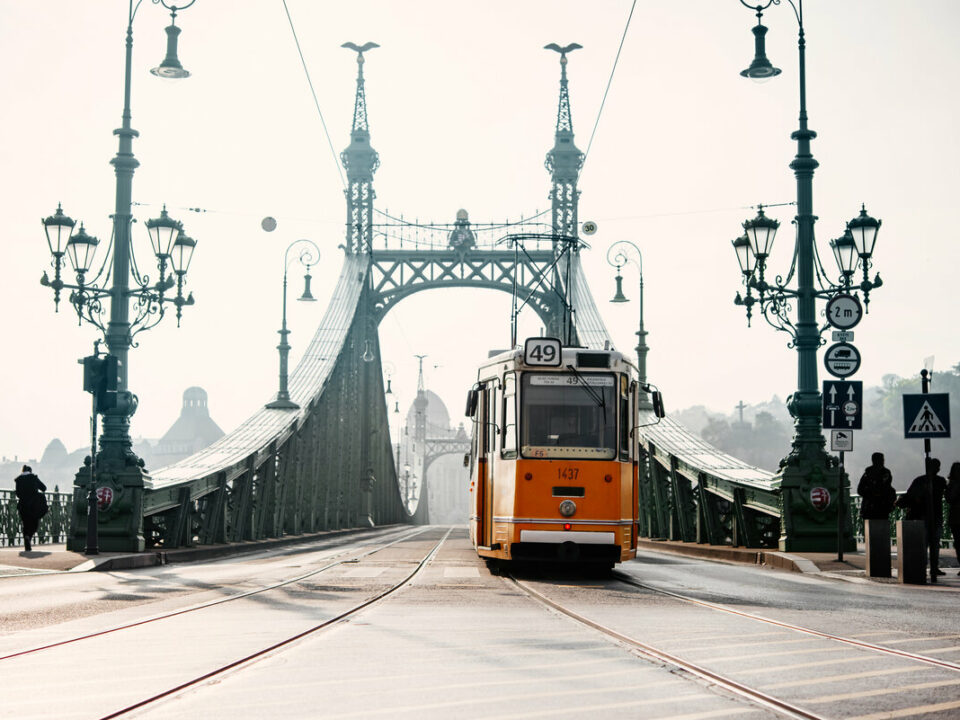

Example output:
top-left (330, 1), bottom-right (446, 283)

top-left (524, 337), bottom-right (562, 366)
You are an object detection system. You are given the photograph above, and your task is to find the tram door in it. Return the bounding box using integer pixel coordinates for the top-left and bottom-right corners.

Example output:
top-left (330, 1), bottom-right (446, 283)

top-left (476, 384), bottom-right (495, 548)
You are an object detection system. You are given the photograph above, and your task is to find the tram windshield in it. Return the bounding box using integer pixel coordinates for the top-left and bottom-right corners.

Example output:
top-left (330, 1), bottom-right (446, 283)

top-left (520, 373), bottom-right (616, 460)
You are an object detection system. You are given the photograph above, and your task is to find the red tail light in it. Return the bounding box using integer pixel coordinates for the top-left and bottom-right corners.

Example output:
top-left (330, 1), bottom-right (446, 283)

top-left (563, 523), bottom-right (572, 531)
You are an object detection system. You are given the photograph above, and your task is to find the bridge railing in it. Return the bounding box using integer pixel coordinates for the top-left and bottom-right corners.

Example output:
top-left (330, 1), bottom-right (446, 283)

top-left (1, 488), bottom-right (73, 547)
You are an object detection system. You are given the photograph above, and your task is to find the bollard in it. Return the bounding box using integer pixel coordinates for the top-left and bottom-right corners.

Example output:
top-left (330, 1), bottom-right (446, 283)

top-left (864, 519), bottom-right (891, 578)
top-left (897, 520), bottom-right (926, 584)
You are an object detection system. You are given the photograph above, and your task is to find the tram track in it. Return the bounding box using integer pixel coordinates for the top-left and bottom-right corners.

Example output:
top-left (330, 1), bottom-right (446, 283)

top-left (508, 566), bottom-right (960, 720)
top-left (97, 527), bottom-right (452, 719)
top-left (0, 524), bottom-right (430, 662)
top-left (612, 570), bottom-right (960, 674)
top-left (507, 573), bottom-right (828, 720)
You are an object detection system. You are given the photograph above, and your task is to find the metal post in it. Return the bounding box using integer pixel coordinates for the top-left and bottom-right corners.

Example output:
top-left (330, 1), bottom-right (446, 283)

top-left (85, 394), bottom-right (99, 555)
top-left (837, 450), bottom-right (844, 562)
top-left (921, 369), bottom-right (931, 463)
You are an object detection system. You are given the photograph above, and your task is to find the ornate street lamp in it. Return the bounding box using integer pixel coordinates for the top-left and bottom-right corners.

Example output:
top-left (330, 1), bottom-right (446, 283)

top-left (605, 240), bottom-right (649, 390)
top-left (40, 0), bottom-right (198, 554)
top-left (265, 239), bottom-right (320, 410)
top-left (732, 0), bottom-right (883, 552)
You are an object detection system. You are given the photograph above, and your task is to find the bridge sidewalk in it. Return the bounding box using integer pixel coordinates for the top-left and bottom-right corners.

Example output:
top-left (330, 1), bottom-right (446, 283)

top-left (636, 538), bottom-right (960, 588)
top-left (0, 526), bottom-right (398, 577)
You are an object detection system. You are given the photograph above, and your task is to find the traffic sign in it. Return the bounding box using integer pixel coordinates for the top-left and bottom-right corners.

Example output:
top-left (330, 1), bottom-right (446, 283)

top-left (823, 343), bottom-right (861, 379)
top-left (831, 430), bottom-right (854, 452)
top-left (823, 380), bottom-right (863, 429)
top-left (826, 293), bottom-right (863, 330)
top-left (831, 330), bottom-right (854, 342)
top-left (902, 393), bottom-right (951, 439)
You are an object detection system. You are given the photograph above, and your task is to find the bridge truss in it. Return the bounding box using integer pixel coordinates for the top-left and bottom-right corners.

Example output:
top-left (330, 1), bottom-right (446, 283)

top-left (66, 39), bottom-right (821, 554)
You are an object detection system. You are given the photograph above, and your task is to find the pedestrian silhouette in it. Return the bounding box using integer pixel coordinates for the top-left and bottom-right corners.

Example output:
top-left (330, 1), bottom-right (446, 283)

top-left (857, 452), bottom-right (896, 521)
top-left (898, 458), bottom-right (947, 582)
top-left (13, 465), bottom-right (47, 553)
top-left (947, 462), bottom-right (960, 576)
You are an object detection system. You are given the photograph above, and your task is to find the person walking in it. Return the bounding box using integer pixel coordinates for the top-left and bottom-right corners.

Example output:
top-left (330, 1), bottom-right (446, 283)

top-left (858, 452), bottom-right (897, 521)
top-left (947, 462), bottom-right (960, 576)
top-left (13, 465), bottom-right (47, 552)
top-left (898, 458), bottom-right (947, 582)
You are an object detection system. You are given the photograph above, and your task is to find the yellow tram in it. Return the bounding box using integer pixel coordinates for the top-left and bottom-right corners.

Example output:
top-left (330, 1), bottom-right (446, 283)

top-left (465, 337), bottom-right (663, 568)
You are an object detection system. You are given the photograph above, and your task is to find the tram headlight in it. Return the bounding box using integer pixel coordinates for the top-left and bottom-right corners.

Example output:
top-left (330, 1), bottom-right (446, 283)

top-left (559, 499), bottom-right (577, 517)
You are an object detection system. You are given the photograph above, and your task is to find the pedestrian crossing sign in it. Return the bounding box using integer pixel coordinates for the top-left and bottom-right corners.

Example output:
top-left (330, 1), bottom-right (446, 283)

top-left (902, 393), bottom-right (951, 439)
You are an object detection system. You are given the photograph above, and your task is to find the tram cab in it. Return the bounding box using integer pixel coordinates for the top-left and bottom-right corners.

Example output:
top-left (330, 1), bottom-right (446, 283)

top-left (465, 337), bottom-right (663, 568)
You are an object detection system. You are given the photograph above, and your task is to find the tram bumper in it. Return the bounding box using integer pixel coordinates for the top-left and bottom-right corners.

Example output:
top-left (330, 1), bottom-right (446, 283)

top-left (513, 530), bottom-right (619, 563)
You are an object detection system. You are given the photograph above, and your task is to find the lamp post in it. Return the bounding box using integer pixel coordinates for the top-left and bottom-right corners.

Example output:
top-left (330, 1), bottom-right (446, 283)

top-left (265, 239), bottom-right (319, 410)
top-left (41, 0), bottom-right (199, 554)
top-left (733, 0), bottom-right (883, 552)
top-left (606, 241), bottom-right (649, 394)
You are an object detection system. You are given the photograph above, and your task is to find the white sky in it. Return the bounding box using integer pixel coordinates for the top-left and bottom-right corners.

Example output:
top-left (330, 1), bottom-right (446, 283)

top-left (2, 1), bottom-right (958, 462)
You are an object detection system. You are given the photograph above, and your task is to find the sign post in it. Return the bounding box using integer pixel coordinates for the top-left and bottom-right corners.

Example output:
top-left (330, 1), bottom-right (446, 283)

top-left (823, 293), bottom-right (863, 563)
top-left (902, 371), bottom-right (951, 470)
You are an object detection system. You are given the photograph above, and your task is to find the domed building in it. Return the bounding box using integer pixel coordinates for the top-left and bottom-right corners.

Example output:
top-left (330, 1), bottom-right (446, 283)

top-left (398, 389), bottom-right (470, 524)
top-left (154, 387), bottom-right (224, 467)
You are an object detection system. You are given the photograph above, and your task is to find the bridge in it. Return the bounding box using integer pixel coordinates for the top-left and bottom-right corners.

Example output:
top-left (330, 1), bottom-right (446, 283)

top-left (50, 39), bottom-right (812, 558)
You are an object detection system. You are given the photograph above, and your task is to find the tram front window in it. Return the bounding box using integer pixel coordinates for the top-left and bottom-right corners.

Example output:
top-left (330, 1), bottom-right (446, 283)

top-left (520, 373), bottom-right (616, 460)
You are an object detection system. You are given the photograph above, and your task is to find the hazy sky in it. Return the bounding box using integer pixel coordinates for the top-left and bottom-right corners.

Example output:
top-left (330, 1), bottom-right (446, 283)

top-left (2, 1), bottom-right (958, 463)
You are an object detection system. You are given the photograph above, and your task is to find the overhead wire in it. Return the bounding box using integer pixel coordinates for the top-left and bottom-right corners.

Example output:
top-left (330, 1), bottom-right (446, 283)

top-left (580, 0), bottom-right (637, 178)
top-left (281, 0), bottom-right (346, 189)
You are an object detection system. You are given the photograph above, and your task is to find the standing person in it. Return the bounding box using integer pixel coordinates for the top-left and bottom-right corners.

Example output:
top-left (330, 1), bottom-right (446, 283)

top-left (898, 458), bottom-right (947, 582)
top-left (858, 452), bottom-right (897, 521)
top-left (13, 465), bottom-right (47, 552)
top-left (947, 462), bottom-right (960, 576)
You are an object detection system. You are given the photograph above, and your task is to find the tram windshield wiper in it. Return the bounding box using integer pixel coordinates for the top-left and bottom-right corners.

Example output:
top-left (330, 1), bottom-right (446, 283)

top-left (564, 364), bottom-right (606, 415)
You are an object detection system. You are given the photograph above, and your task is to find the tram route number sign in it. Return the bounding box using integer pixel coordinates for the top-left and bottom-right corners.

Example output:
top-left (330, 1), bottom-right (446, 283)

top-left (823, 380), bottom-right (862, 430)
top-left (824, 342), bottom-right (861, 379)
top-left (902, 393), bottom-right (951, 439)
top-left (524, 337), bottom-right (562, 367)
top-left (826, 293), bottom-right (863, 330)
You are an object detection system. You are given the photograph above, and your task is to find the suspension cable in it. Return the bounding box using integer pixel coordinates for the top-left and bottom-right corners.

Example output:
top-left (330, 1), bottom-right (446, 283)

top-left (281, 0), bottom-right (346, 188)
top-left (581, 0), bottom-right (637, 177)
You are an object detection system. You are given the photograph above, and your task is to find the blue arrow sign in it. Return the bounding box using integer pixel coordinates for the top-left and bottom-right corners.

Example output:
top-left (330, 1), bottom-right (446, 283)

top-left (902, 393), bottom-right (951, 439)
top-left (822, 380), bottom-right (863, 430)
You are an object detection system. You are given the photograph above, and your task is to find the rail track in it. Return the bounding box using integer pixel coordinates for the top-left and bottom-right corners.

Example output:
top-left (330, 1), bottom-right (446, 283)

top-left (506, 567), bottom-right (960, 720)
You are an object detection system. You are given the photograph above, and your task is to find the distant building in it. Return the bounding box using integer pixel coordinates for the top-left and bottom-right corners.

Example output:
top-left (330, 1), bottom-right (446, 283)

top-left (153, 387), bottom-right (224, 468)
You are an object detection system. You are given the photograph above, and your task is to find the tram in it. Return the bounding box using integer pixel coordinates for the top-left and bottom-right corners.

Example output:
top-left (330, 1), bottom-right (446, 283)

top-left (465, 337), bottom-right (663, 568)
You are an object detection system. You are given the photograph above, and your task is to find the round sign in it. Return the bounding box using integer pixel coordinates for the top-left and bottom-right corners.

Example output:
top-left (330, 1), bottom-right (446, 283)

top-left (96, 486), bottom-right (114, 511)
top-left (842, 400), bottom-right (858, 415)
top-left (824, 342), bottom-right (861, 379)
top-left (825, 293), bottom-right (863, 330)
top-left (261, 216), bottom-right (277, 232)
top-left (810, 486), bottom-right (831, 511)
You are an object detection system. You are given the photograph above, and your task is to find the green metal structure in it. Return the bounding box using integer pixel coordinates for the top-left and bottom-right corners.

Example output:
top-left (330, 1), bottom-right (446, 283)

top-left (56, 34), bottom-right (866, 554)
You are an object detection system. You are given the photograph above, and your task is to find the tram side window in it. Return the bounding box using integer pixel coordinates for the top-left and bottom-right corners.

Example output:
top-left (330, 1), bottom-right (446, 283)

top-left (502, 372), bottom-right (517, 458)
top-left (619, 375), bottom-right (630, 460)
top-left (488, 385), bottom-right (499, 453)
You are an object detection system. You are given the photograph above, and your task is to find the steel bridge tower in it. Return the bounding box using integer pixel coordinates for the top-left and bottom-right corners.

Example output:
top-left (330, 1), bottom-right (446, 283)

top-left (341, 42), bottom-right (380, 255)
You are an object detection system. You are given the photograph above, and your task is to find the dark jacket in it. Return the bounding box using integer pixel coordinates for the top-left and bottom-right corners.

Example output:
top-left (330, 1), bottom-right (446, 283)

top-left (898, 473), bottom-right (947, 532)
top-left (14, 471), bottom-right (47, 520)
top-left (947, 476), bottom-right (960, 526)
top-left (857, 465), bottom-right (897, 520)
